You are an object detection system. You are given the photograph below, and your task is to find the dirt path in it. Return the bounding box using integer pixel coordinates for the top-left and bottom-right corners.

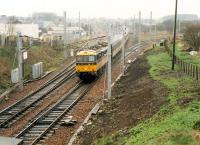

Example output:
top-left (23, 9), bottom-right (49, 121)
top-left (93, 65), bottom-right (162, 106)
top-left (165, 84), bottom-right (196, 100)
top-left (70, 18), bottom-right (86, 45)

top-left (75, 50), bottom-right (168, 145)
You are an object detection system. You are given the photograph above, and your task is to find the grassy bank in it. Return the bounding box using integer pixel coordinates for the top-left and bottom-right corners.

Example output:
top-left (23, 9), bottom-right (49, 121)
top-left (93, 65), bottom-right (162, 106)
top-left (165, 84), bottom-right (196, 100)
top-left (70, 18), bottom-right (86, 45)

top-left (0, 46), bottom-right (65, 93)
top-left (95, 47), bottom-right (200, 145)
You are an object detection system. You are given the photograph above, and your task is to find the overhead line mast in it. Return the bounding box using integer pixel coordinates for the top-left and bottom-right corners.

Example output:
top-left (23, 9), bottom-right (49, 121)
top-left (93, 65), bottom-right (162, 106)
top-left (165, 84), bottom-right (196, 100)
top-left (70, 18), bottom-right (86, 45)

top-left (107, 25), bottom-right (112, 99)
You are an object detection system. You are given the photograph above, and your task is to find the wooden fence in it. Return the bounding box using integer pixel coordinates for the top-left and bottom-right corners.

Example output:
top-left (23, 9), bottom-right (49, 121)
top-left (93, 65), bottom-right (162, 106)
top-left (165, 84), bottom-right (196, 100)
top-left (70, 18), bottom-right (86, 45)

top-left (176, 57), bottom-right (199, 80)
top-left (164, 40), bottom-right (199, 80)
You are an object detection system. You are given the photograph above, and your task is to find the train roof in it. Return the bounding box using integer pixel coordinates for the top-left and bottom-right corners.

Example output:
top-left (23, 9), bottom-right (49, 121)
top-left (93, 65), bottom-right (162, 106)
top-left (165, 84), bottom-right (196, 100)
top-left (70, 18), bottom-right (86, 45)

top-left (77, 50), bottom-right (98, 56)
top-left (77, 47), bottom-right (107, 56)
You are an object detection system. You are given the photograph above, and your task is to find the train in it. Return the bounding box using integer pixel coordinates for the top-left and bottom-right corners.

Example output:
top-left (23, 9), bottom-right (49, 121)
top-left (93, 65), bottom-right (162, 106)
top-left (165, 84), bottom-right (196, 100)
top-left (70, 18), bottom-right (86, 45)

top-left (76, 34), bottom-right (125, 82)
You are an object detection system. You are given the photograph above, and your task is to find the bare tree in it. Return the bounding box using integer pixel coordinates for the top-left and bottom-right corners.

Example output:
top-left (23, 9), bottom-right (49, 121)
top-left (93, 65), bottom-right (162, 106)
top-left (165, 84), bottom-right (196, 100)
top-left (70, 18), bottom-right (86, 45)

top-left (183, 24), bottom-right (200, 51)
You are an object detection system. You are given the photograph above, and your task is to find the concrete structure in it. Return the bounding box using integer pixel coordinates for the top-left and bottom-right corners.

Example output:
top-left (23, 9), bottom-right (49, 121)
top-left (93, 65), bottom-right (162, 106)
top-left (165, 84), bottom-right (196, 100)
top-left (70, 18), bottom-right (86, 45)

top-left (11, 68), bottom-right (19, 84)
top-left (0, 136), bottom-right (23, 145)
top-left (32, 62), bottom-right (43, 79)
top-left (49, 26), bottom-right (86, 37)
top-left (0, 23), bottom-right (40, 38)
top-left (41, 26), bottom-right (86, 42)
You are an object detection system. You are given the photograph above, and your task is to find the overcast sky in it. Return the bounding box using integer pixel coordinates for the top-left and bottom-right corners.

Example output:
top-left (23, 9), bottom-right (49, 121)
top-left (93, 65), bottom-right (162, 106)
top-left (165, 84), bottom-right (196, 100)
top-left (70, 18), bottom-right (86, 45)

top-left (1, 0), bottom-right (200, 19)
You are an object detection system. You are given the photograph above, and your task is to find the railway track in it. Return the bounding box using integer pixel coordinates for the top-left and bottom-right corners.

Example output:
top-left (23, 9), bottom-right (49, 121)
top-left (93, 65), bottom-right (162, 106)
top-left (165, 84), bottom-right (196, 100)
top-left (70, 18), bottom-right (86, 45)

top-left (125, 41), bottom-right (151, 57)
top-left (16, 82), bottom-right (92, 145)
top-left (0, 62), bottom-right (76, 129)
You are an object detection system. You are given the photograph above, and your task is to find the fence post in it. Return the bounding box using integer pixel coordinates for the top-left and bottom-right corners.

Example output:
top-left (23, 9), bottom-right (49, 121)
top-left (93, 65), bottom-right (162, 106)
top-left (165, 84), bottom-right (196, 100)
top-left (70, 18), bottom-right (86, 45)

top-left (178, 58), bottom-right (179, 66)
top-left (184, 61), bottom-right (186, 73)
top-left (197, 66), bottom-right (198, 80)
top-left (182, 60), bottom-right (184, 71)
top-left (187, 63), bottom-right (190, 76)
top-left (175, 55), bottom-right (177, 64)
top-left (183, 62), bottom-right (185, 73)
top-left (180, 60), bottom-right (182, 70)
top-left (193, 65), bottom-right (195, 78)
top-left (176, 58), bottom-right (178, 65)
top-left (188, 63), bottom-right (190, 76)
top-left (191, 64), bottom-right (193, 77)
top-left (186, 63), bottom-right (187, 75)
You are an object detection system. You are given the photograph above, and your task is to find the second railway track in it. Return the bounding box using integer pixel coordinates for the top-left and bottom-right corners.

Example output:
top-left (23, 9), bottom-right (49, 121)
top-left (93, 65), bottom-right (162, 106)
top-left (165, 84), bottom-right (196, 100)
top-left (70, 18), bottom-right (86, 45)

top-left (0, 62), bottom-right (76, 128)
top-left (16, 82), bottom-right (92, 145)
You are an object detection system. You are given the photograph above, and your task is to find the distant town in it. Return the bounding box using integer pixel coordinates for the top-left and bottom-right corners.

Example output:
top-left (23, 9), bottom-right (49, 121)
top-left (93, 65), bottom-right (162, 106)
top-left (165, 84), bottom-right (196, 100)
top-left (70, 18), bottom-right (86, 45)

top-left (0, 13), bottom-right (198, 41)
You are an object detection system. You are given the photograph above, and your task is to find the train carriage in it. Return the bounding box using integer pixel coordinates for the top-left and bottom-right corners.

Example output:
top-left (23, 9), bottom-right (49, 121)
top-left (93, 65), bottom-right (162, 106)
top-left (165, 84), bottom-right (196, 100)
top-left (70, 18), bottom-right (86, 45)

top-left (76, 34), bottom-right (125, 82)
top-left (76, 48), bottom-right (107, 82)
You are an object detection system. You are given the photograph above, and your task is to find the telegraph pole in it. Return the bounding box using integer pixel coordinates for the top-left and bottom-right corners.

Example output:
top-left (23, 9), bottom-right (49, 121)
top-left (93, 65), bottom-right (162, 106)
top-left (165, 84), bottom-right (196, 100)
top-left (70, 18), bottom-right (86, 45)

top-left (172, 0), bottom-right (178, 70)
top-left (139, 11), bottom-right (141, 45)
top-left (107, 25), bottom-right (112, 99)
top-left (17, 32), bottom-right (23, 90)
top-left (63, 11), bottom-right (68, 59)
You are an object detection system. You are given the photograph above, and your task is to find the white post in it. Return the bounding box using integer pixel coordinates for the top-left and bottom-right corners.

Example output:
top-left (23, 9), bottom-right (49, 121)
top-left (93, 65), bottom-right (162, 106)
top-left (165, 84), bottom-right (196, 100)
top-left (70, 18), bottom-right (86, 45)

top-left (63, 11), bottom-right (68, 58)
top-left (107, 25), bottom-right (112, 99)
top-left (1, 34), bottom-right (5, 46)
top-left (50, 35), bottom-right (53, 47)
top-left (178, 20), bottom-right (181, 36)
top-left (150, 11), bottom-right (152, 36)
top-left (121, 26), bottom-right (126, 76)
top-left (139, 11), bottom-right (141, 45)
top-left (133, 16), bottom-right (136, 38)
top-left (78, 11), bottom-right (81, 39)
top-left (17, 32), bottom-right (23, 90)
top-left (155, 24), bottom-right (157, 43)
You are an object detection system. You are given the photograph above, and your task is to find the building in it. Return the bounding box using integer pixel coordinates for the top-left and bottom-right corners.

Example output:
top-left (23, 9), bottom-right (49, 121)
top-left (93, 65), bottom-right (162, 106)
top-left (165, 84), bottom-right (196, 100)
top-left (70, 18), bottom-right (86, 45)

top-left (0, 23), bottom-right (40, 38)
top-left (41, 26), bottom-right (86, 42)
top-left (50, 26), bottom-right (86, 36)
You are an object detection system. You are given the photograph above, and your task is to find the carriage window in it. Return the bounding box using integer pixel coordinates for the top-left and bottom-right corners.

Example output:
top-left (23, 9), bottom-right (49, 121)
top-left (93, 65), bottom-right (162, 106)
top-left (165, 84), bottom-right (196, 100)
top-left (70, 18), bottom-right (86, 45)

top-left (89, 56), bottom-right (95, 61)
top-left (77, 55), bottom-right (96, 62)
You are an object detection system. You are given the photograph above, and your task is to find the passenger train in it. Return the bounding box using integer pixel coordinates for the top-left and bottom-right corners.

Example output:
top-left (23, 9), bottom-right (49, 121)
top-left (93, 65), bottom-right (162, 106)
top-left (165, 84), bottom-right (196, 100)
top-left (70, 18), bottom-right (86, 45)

top-left (76, 34), bottom-right (125, 82)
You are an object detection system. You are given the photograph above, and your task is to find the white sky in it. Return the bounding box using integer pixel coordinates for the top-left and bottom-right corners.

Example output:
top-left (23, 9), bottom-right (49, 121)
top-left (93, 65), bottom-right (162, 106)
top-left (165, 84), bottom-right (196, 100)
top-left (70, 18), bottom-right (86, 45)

top-left (0, 0), bottom-right (200, 19)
